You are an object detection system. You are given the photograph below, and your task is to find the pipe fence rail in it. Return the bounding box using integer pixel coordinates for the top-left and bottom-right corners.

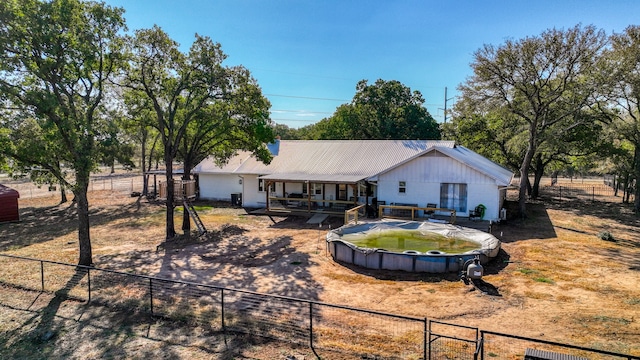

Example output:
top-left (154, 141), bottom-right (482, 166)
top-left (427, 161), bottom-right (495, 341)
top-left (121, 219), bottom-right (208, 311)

top-left (0, 254), bottom-right (636, 360)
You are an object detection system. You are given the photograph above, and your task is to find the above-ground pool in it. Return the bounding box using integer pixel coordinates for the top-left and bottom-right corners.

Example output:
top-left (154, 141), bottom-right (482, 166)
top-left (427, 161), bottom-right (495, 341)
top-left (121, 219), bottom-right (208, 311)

top-left (326, 219), bottom-right (501, 273)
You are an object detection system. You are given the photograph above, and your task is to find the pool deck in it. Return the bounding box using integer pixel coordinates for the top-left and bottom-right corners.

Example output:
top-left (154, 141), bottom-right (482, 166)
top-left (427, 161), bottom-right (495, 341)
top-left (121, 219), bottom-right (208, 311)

top-left (249, 207), bottom-right (495, 233)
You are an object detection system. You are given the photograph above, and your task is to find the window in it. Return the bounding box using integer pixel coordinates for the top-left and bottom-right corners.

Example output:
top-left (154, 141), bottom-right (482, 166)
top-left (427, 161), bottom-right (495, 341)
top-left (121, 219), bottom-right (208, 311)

top-left (398, 181), bottom-right (406, 194)
top-left (258, 178), bottom-right (275, 192)
top-left (337, 184), bottom-right (347, 200)
top-left (358, 183), bottom-right (367, 197)
top-left (303, 183), bottom-right (322, 195)
top-left (439, 183), bottom-right (467, 212)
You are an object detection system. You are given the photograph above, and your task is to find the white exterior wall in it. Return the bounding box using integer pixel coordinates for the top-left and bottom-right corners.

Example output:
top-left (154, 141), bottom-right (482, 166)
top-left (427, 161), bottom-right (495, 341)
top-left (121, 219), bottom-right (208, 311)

top-left (242, 175), bottom-right (266, 207)
top-left (198, 174), bottom-right (243, 201)
top-left (377, 152), bottom-right (502, 220)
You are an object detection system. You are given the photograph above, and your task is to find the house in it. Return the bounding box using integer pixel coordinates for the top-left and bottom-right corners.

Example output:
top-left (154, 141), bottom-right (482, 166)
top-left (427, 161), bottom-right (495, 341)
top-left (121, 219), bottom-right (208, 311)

top-left (0, 184), bottom-right (20, 223)
top-left (193, 140), bottom-right (514, 221)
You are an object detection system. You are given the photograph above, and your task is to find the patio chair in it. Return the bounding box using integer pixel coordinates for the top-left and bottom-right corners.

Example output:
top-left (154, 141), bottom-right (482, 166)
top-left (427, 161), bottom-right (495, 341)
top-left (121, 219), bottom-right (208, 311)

top-left (469, 204), bottom-right (486, 221)
top-left (425, 203), bottom-right (437, 217)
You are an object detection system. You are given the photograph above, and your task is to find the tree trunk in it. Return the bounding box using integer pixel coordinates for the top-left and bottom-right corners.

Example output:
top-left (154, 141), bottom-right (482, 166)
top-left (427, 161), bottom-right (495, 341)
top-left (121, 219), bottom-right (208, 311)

top-left (165, 152), bottom-right (176, 239)
top-left (634, 146), bottom-right (640, 213)
top-left (518, 124), bottom-right (537, 218)
top-left (60, 184), bottom-right (67, 204)
top-left (75, 174), bottom-right (92, 266)
top-left (182, 173), bottom-right (191, 234)
top-left (141, 130), bottom-right (148, 196)
top-left (531, 155), bottom-right (545, 199)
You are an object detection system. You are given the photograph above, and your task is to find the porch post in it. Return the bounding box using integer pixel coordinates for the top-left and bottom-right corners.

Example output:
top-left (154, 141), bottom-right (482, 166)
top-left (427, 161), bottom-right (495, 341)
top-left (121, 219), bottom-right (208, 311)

top-left (307, 181), bottom-right (311, 212)
top-left (266, 180), bottom-right (270, 211)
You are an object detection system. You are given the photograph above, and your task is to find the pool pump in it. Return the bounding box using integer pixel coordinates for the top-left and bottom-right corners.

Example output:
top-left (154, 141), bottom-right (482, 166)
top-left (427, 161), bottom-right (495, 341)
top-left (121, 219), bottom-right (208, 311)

top-left (466, 256), bottom-right (484, 280)
top-left (460, 255), bottom-right (484, 282)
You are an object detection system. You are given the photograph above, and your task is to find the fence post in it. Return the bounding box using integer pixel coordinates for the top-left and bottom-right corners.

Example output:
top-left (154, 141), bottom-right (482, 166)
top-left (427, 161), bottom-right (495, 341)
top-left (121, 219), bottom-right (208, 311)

top-left (87, 268), bottom-right (91, 303)
top-left (309, 302), bottom-right (314, 350)
top-left (40, 260), bottom-right (44, 291)
top-left (149, 278), bottom-right (153, 316)
top-left (221, 289), bottom-right (225, 332)
top-left (559, 186), bottom-right (562, 201)
top-left (427, 319), bottom-right (431, 360)
top-left (480, 330), bottom-right (485, 360)
top-left (592, 186), bottom-right (595, 201)
top-left (423, 317), bottom-right (428, 360)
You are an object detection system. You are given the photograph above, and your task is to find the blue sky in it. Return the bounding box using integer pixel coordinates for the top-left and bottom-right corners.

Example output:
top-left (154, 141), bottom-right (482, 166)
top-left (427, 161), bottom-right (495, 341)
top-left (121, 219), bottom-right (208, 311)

top-left (103, 0), bottom-right (640, 128)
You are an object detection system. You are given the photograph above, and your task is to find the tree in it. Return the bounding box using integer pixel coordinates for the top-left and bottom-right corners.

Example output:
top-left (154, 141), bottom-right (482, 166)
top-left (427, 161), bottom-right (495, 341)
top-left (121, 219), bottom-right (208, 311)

top-left (0, 0), bottom-right (126, 265)
top-left (126, 26), bottom-right (273, 238)
top-left (121, 89), bottom-right (163, 196)
top-left (603, 25), bottom-right (640, 212)
top-left (272, 123), bottom-right (301, 140)
top-left (96, 110), bottom-right (136, 173)
top-left (177, 68), bottom-right (273, 232)
top-left (301, 79), bottom-right (441, 140)
top-left (459, 25), bottom-right (607, 216)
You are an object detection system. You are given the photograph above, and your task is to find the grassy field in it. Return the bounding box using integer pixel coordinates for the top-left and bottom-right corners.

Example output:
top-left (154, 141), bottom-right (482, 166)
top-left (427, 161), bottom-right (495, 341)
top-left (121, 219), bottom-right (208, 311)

top-left (0, 182), bottom-right (639, 359)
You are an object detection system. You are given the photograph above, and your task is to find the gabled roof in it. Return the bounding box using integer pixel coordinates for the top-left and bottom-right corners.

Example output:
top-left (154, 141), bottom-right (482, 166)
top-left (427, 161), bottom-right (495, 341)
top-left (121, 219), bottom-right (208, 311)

top-left (375, 145), bottom-right (514, 186)
top-left (193, 140), bottom-right (513, 185)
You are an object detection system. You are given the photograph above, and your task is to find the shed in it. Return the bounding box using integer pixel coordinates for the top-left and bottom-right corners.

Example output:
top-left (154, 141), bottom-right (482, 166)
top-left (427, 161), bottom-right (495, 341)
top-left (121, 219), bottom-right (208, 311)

top-left (0, 184), bottom-right (20, 223)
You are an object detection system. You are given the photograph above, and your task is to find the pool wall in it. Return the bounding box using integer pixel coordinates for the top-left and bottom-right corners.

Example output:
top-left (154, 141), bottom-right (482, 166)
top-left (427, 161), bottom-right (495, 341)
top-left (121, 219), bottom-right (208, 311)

top-left (327, 220), bottom-right (500, 273)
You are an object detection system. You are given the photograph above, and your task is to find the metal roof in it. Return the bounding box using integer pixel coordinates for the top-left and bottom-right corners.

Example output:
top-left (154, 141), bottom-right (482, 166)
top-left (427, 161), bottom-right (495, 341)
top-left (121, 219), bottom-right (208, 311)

top-left (193, 140), bottom-right (513, 185)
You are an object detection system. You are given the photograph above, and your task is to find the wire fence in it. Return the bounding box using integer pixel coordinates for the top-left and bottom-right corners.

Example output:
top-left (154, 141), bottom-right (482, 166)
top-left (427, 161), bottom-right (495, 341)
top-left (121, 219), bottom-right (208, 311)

top-left (0, 254), bottom-right (636, 360)
top-left (5, 175), bottom-right (145, 199)
top-left (539, 184), bottom-right (622, 202)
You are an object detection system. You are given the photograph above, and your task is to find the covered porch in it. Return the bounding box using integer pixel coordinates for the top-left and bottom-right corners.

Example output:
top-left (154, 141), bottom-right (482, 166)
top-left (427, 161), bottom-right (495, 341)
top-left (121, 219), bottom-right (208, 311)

top-left (260, 173), bottom-right (375, 216)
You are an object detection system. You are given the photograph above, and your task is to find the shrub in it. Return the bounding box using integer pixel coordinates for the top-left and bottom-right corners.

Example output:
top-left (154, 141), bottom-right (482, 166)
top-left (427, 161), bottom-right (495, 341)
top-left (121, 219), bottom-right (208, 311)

top-left (597, 231), bottom-right (615, 242)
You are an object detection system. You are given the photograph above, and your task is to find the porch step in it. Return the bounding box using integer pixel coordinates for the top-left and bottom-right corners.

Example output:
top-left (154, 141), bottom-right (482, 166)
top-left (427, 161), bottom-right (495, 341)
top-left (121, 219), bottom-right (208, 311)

top-left (306, 213), bottom-right (328, 224)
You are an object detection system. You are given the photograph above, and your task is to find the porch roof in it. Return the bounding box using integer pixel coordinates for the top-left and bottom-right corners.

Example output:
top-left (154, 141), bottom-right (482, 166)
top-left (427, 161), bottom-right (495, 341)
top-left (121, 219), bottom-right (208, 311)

top-left (259, 173), bottom-right (366, 183)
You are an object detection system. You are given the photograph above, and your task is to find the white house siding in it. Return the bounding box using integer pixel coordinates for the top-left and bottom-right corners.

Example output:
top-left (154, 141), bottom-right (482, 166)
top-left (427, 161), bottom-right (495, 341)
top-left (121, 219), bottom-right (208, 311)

top-left (198, 174), bottom-right (243, 201)
top-left (377, 152), bottom-right (503, 220)
top-left (241, 175), bottom-right (265, 207)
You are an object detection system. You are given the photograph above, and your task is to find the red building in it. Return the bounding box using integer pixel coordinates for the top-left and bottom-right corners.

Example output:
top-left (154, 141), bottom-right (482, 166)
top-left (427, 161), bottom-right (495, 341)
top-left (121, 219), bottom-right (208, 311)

top-left (0, 184), bottom-right (20, 223)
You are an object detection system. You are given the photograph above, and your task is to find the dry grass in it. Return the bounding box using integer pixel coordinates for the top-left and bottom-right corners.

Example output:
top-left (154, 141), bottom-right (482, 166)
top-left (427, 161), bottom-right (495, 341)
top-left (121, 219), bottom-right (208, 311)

top-left (0, 183), bottom-right (639, 358)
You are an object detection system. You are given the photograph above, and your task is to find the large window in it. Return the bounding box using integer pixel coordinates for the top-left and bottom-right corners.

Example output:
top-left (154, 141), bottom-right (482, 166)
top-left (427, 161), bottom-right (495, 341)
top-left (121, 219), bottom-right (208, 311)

top-left (440, 183), bottom-right (467, 212)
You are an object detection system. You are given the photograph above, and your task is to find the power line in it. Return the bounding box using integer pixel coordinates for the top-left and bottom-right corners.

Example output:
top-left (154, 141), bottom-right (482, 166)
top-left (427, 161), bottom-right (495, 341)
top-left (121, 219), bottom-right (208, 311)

top-left (271, 109), bottom-right (334, 115)
top-left (270, 118), bottom-right (320, 123)
top-left (264, 93), bottom-right (349, 102)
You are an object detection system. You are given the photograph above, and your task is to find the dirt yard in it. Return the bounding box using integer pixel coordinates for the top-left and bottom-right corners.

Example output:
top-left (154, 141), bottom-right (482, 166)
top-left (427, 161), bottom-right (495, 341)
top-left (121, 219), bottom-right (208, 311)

top-left (0, 182), bottom-right (639, 358)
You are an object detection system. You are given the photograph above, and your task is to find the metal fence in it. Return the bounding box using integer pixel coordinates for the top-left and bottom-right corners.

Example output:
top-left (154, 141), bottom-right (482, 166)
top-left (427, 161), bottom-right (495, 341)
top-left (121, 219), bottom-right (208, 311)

top-left (539, 184), bottom-right (619, 202)
top-left (0, 254), bottom-right (636, 360)
top-left (6, 176), bottom-right (144, 199)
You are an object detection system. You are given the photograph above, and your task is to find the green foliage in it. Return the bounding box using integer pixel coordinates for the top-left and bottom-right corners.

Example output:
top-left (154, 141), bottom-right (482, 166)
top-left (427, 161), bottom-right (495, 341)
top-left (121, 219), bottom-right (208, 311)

top-left (0, 0), bottom-right (127, 265)
top-left (299, 79), bottom-right (440, 140)
top-left (126, 26), bottom-right (274, 237)
top-left (597, 231), bottom-right (615, 242)
top-left (604, 25), bottom-right (640, 210)
top-left (456, 24), bottom-right (608, 215)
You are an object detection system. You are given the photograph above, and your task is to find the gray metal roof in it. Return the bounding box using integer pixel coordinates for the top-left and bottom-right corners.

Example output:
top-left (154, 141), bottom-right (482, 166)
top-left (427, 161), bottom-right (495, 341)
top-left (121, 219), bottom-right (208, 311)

top-left (193, 140), bottom-right (513, 185)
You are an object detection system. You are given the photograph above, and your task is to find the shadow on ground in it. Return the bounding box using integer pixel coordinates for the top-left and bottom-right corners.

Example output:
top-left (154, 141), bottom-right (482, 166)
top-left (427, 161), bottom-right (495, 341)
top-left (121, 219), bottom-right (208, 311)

top-left (0, 199), bottom-right (162, 252)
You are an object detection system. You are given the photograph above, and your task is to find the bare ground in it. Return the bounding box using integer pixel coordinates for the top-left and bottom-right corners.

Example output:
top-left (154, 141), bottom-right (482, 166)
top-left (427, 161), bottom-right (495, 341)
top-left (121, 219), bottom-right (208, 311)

top-left (0, 183), bottom-right (639, 358)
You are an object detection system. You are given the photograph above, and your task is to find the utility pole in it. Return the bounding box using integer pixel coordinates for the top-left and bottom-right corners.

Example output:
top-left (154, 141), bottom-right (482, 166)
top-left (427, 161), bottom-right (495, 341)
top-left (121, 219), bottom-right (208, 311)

top-left (443, 87), bottom-right (451, 123)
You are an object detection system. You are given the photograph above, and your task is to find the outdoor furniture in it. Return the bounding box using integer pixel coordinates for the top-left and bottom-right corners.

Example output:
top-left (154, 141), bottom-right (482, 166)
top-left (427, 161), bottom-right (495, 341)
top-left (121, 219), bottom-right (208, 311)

top-left (425, 203), bottom-right (437, 217)
top-left (469, 204), bottom-right (486, 221)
